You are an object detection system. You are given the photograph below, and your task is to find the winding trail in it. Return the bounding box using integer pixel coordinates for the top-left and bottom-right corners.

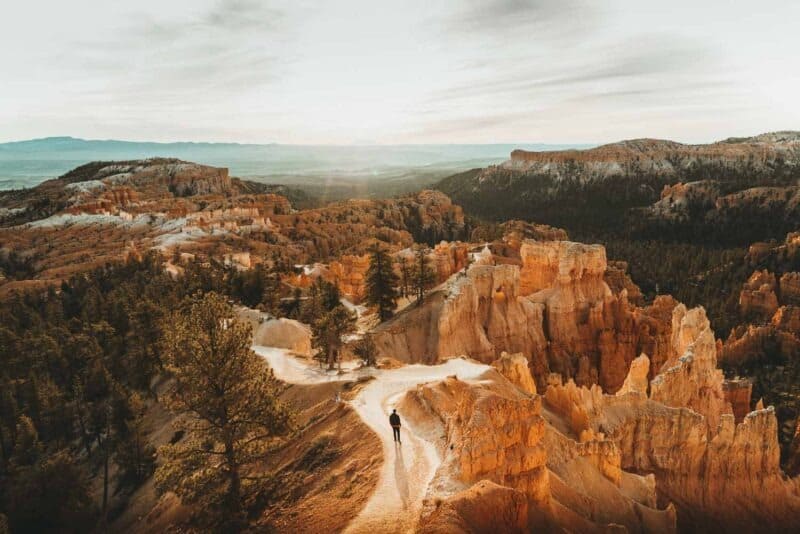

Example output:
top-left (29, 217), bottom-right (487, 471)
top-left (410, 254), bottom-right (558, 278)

top-left (252, 344), bottom-right (489, 533)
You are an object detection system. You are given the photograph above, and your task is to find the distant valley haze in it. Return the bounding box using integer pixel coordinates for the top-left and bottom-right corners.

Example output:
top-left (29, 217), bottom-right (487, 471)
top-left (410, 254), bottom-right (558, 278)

top-left (0, 136), bottom-right (591, 191)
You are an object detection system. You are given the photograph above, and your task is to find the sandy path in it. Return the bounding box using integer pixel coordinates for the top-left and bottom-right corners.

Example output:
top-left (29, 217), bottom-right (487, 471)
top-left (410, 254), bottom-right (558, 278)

top-left (253, 345), bottom-right (489, 532)
top-left (252, 345), bottom-right (367, 384)
top-left (342, 359), bottom-right (488, 534)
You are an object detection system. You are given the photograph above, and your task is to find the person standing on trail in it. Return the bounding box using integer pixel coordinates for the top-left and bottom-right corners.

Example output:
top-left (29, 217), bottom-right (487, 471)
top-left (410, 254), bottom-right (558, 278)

top-left (389, 409), bottom-right (401, 443)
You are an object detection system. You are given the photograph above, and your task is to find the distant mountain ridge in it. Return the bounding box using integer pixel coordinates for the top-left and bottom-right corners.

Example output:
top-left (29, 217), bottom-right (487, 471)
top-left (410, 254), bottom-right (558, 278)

top-left (504, 131), bottom-right (800, 174)
top-left (435, 131), bottom-right (800, 243)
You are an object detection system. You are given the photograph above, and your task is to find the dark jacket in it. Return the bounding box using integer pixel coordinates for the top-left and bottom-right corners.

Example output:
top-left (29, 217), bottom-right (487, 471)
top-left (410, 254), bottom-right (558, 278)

top-left (389, 413), bottom-right (401, 427)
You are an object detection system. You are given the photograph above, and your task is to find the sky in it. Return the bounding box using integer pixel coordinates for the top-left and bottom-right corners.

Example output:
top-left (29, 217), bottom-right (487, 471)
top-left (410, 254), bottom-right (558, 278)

top-left (1, 0), bottom-right (799, 145)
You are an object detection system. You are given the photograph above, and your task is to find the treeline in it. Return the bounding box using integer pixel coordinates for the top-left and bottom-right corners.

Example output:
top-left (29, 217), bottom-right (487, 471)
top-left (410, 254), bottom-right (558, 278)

top-left (0, 252), bottom-right (287, 532)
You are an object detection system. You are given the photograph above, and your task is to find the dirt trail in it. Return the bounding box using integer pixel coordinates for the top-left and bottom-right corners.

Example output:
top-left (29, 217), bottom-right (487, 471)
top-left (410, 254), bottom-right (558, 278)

top-left (343, 359), bottom-right (488, 534)
top-left (252, 345), bottom-right (488, 533)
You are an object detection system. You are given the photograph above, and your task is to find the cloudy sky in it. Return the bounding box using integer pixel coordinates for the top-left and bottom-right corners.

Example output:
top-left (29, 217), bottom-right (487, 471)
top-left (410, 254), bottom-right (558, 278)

top-left (1, 0), bottom-right (798, 144)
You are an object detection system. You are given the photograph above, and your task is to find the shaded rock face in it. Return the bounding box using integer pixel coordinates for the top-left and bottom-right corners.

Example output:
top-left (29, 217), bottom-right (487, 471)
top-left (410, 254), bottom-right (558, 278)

top-left (722, 378), bottom-right (753, 422)
top-left (373, 263), bottom-right (547, 369)
top-left (375, 240), bottom-right (677, 394)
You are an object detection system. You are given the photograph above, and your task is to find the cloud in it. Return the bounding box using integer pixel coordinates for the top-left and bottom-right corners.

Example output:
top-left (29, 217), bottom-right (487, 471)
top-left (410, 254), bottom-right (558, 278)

top-left (447, 0), bottom-right (598, 44)
top-left (63, 0), bottom-right (287, 107)
top-left (429, 33), bottom-right (721, 104)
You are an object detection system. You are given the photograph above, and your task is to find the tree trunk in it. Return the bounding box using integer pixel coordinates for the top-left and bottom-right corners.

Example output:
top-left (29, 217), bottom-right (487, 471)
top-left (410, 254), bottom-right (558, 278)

top-left (327, 346), bottom-right (335, 370)
top-left (224, 436), bottom-right (242, 520)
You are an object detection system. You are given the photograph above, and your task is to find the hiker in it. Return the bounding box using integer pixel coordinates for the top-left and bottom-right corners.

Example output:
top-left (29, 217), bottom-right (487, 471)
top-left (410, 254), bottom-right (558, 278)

top-left (389, 409), bottom-right (401, 443)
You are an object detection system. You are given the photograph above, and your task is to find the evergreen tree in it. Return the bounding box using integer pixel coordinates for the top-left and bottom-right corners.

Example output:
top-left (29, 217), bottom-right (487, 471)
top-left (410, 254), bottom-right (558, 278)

top-left (412, 246), bottom-right (437, 303)
top-left (365, 245), bottom-right (400, 321)
top-left (156, 292), bottom-right (292, 529)
top-left (311, 305), bottom-right (356, 370)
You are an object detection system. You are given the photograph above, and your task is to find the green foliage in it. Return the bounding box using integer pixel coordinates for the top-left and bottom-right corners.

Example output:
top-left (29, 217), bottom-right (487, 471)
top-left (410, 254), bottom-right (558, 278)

top-left (156, 292), bottom-right (292, 529)
top-left (365, 245), bottom-right (399, 321)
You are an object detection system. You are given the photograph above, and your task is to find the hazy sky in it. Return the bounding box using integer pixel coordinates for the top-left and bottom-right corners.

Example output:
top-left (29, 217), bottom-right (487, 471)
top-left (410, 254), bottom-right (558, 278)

top-left (2, 0), bottom-right (799, 144)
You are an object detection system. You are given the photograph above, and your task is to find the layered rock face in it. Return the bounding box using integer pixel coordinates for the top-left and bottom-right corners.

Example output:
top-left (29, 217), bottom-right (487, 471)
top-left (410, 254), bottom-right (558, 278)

top-left (375, 240), bottom-right (677, 393)
top-left (408, 376), bottom-right (550, 503)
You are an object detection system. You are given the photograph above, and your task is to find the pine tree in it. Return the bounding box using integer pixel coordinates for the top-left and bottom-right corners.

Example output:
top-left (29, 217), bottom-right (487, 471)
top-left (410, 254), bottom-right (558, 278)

top-left (311, 305), bottom-right (356, 370)
top-left (353, 334), bottom-right (377, 367)
top-left (398, 256), bottom-right (412, 299)
top-left (412, 246), bottom-right (437, 303)
top-left (365, 245), bottom-right (400, 321)
top-left (156, 292), bottom-right (292, 529)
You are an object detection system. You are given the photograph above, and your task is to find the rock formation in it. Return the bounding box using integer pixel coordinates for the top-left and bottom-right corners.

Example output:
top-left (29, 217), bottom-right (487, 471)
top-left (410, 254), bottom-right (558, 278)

top-left (540, 302), bottom-right (800, 532)
top-left (375, 240), bottom-right (677, 393)
top-left (410, 371), bottom-right (676, 533)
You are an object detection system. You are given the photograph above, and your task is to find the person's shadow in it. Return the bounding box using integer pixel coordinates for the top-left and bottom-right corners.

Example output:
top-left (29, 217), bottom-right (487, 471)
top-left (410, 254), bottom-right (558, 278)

top-left (394, 442), bottom-right (411, 509)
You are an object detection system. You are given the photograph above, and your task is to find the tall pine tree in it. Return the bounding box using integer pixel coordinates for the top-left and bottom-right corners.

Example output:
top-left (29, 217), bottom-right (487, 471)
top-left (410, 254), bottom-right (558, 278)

top-left (156, 292), bottom-right (292, 530)
top-left (365, 245), bottom-right (400, 321)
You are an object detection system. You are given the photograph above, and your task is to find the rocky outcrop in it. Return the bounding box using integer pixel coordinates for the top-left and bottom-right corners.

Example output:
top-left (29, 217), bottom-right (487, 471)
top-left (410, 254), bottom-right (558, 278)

top-left (406, 375), bottom-right (549, 503)
top-left (373, 263), bottom-right (548, 369)
top-left (616, 354), bottom-right (650, 397)
top-left (253, 318), bottom-right (312, 355)
top-left (492, 352), bottom-right (537, 395)
top-left (647, 181), bottom-right (720, 220)
top-left (739, 270), bottom-right (779, 319)
top-left (414, 371), bottom-right (676, 533)
top-left (327, 254), bottom-right (370, 302)
top-left (780, 272), bottom-right (800, 305)
top-left (604, 260), bottom-right (644, 306)
top-left (651, 304), bottom-right (730, 432)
